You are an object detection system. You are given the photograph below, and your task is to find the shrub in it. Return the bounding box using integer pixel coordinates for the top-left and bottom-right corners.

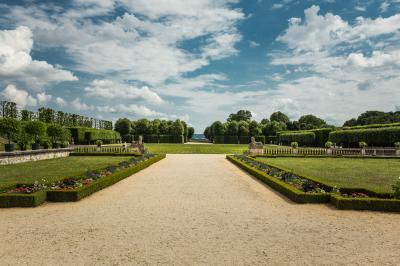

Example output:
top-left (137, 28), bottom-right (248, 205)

top-left (359, 141), bottom-right (368, 148)
top-left (291, 142), bottom-right (298, 148)
top-left (24, 121), bottom-right (46, 143)
top-left (395, 142), bottom-right (400, 148)
top-left (96, 140), bottom-right (103, 147)
top-left (279, 132), bottom-right (315, 146)
top-left (0, 118), bottom-right (20, 144)
top-left (329, 127), bottom-right (400, 147)
top-left (325, 141), bottom-right (333, 149)
top-left (393, 178), bottom-right (400, 200)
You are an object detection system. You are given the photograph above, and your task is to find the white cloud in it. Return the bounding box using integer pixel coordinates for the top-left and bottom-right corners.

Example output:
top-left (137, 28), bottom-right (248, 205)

top-left (248, 40), bottom-right (260, 48)
top-left (55, 97), bottom-right (67, 107)
top-left (0, 26), bottom-right (77, 90)
top-left (84, 79), bottom-right (163, 104)
top-left (1, 84), bottom-right (37, 107)
top-left (71, 98), bottom-right (93, 111)
top-left (36, 92), bottom-right (52, 104)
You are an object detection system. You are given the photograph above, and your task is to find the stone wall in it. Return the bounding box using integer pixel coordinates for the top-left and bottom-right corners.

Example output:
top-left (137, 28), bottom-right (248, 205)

top-left (0, 149), bottom-right (73, 165)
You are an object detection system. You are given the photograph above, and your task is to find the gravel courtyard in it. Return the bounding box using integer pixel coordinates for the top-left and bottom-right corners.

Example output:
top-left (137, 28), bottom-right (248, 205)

top-left (0, 154), bottom-right (399, 265)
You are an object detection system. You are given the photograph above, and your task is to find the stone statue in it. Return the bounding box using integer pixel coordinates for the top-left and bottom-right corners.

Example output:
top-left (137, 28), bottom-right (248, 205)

top-left (131, 135), bottom-right (145, 154)
top-left (248, 137), bottom-right (264, 155)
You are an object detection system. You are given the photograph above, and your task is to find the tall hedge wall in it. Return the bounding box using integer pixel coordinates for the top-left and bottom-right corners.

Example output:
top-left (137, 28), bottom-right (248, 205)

top-left (341, 122), bottom-right (400, 130)
top-left (329, 126), bottom-right (400, 147)
top-left (279, 132), bottom-right (316, 146)
top-left (213, 135), bottom-right (265, 144)
top-left (277, 128), bottom-right (332, 147)
top-left (158, 135), bottom-right (184, 143)
top-left (68, 127), bottom-right (120, 144)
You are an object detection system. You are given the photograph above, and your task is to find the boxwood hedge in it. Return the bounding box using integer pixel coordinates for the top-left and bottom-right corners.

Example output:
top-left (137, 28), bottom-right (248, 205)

top-left (329, 126), bottom-right (400, 147)
top-left (227, 155), bottom-right (330, 203)
top-left (68, 127), bottom-right (120, 144)
top-left (0, 189), bottom-right (46, 208)
top-left (46, 154), bottom-right (165, 202)
top-left (279, 132), bottom-right (316, 146)
top-left (330, 194), bottom-right (400, 212)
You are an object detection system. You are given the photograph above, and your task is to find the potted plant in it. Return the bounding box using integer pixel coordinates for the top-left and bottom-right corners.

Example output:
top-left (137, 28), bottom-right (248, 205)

top-left (359, 141), bottom-right (368, 155)
top-left (325, 141), bottom-right (333, 155)
top-left (24, 121), bottom-right (46, 150)
top-left (291, 142), bottom-right (298, 154)
top-left (96, 140), bottom-right (103, 151)
top-left (395, 142), bottom-right (400, 156)
top-left (47, 124), bottom-right (63, 149)
top-left (0, 118), bottom-right (20, 152)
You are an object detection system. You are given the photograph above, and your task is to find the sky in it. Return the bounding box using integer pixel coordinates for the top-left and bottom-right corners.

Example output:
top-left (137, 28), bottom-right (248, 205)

top-left (1, 0), bottom-right (400, 132)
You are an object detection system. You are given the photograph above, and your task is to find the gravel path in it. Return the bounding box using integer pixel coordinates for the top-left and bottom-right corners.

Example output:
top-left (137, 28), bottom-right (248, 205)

top-left (0, 154), bottom-right (399, 265)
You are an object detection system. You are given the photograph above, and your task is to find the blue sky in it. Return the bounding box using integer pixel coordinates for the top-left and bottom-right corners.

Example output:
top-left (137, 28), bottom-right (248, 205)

top-left (1, 0), bottom-right (400, 131)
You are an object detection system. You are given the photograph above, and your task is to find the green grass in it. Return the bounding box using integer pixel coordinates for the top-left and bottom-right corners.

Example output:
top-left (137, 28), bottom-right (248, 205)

top-left (0, 156), bottom-right (132, 189)
top-left (257, 157), bottom-right (400, 193)
top-left (145, 143), bottom-right (273, 154)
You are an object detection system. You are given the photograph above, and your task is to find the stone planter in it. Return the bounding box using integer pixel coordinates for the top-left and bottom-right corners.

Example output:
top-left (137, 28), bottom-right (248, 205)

top-left (396, 149), bottom-right (400, 156)
top-left (292, 148), bottom-right (298, 154)
top-left (361, 149), bottom-right (366, 156)
top-left (31, 143), bottom-right (41, 150)
top-left (326, 148), bottom-right (332, 155)
top-left (4, 144), bottom-right (15, 152)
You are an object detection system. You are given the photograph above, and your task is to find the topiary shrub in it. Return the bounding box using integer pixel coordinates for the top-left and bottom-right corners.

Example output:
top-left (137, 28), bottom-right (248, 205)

top-left (325, 141), bottom-right (333, 149)
top-left (291, 142), bottom-right (299, 148)
top-left (359, 141), bottom-right (368, 148)
top-left (395, 142), bottom-right (400, 149)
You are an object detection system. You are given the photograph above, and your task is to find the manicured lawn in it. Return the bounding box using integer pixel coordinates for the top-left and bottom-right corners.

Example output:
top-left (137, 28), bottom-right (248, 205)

top-left (0, 156), bottom-right (132, 189)
top-left (145, 143), bottom-right (279, 154)
top-left (257, 157), bottom-right (400, 193)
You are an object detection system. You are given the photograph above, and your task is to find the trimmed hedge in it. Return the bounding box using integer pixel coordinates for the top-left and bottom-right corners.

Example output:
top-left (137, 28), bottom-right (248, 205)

top-left (239, 136), bottom-right (250, 144)
top-left (70, 152), bottom-right (142, 156)
top-left (279, 132), bottom-right (316, 146)
top-left (0, 190), bottom-right (46, 208)
top-left (265, 135), bottom-right (277, 144)
top-left (277, 128), bottom-right (332, 147)
top-left (158, 135), bottom-right (184, 143)
top-left (254, 136), bottom-right (266, 144)
top-left (214, 136), bottom-right (238, 144)
top-left (329, 126), bottom-right (400, 147)
top-left (46, 154), bottom-right (165, 202)
top-left (227, 155), bottom-right (330, 203)
top-left (330, 194), bottom-right (400, 212)
top-left (143, 135), bottom-right (159, 143)
top-left (342, 122), bottom-right (400, 130)
top-left (68, 127), bottom-right (120, 144)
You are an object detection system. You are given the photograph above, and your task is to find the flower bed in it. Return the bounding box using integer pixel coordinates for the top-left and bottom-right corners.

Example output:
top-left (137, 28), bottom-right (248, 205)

top-left (231, 155), bottom-right (400, 212)
top-left (46, 154), bottom-right (165, 202)
top-left (227, 155), bottom-right (331, 203)
top-left (0, 154), bottom-right (165, 207)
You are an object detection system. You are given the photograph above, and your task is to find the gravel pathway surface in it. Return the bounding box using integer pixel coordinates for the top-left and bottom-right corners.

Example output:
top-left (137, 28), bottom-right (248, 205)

top-left (0, 154), bottom-right (399, 265)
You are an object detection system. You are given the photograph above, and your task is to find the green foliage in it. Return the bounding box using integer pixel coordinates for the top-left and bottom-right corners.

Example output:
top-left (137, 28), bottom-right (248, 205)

top-left (143, 135), bottom-right (159, 143)
top-left (188, 127), bottom-right (195, 139)
top-left (114, 118), bottom-right (131, 136)
top-left (249, 120), bottom-right (262, 136)
top-left (96, 140), bottom-right (103, 147)
top-left (24, 121), bottom-right (46, 143)
top-left (158, 135), bottom-right (184, 143)
top-left (225, 121), bottom-right (238, 136)
top-left (227, 110), bottom-right (252, 122)
top-left (342, 122), bottom-right (400, 130)
top-left (262, 121), bottom-right (287, 136)
top-left (325, 141), bottom-right (333, 149)
top-left (291, 142), bottom-right (299, 148)
top-left (330, 194), bottom-right (400, 212)
top-left (239, 135), bottom-right (250, 144)
top-left (393, 178), bottom-right (400, 200)
top-left (0, 118), bottom-right (20, 143)
top-left (255, 136), bottom-right (266, 144)
top-left (270, 111), bottom-right (289, 124)
top-left (298, 114), bottom-right (327, 129)
top-left (359, 141), bottom-right (368, 148)
top-left (329, 127), bottom-right (400, 147)
top-left (395, 142), bottom-right (400, 148)
top-left (0, 190), bottom-right (46, 208)
top-left (85, 129), bottom-right (121, 144)
top-left (344, 110), bottom-right (400, 127)
top-left (279, 132), bottom-right (316, 146)
top-left (211, 121), bottom-right (225, 136)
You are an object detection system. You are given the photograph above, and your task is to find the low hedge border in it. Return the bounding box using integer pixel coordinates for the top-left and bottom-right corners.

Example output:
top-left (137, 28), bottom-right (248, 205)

top-left (227, 155), bottom-right (330, 203)
top-left (70, 152), bottom-right (142, 156)
top-left (0, 189), bottom-right (46, 208)
top-left (46, 154), bottom-right (165, 202)
top-left (254, 154), bottom-right (400, 159)
top-left (244, 155), bottom-right (400, 212)
top-left (330, 194), bottom-right (400, 212)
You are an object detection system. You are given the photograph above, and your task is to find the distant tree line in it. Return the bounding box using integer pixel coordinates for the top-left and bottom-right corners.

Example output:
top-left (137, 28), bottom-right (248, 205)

top-left (0, 100), bottom-right (112, 130)
top-left (115, 118), bottom-right (194, 143)
top-left (343, 111), bottom-right (400, 127)
top-left (204, 110), bottom-right (333, 142)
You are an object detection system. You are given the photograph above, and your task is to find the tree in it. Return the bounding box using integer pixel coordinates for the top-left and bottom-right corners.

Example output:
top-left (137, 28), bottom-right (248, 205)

top-left (170, 120), bottom-right (184, 135)
top-left (260, 118), bottom-right (270, 124)
top-left (188, 127), bottom-right (195, 139)
top-left (343, 118), bottom-right (358, 127)
top-left (262, 121), bottom-right (286, 136)
top-left (249, 120), bottom-right (262, 136)
top-left (225, 121), bottom-right (238, 136)
top-left (0, 118), bottom-right (20, 144)
top-left (20, 110), bottom-right (35, 121)
top-left (135, 119), bottom-right (150, 135)
top-left (270, 111), bottom-right (289, 124)
top-left (227, 110), bottom-right (252, 122)
top-left (115, 118), bottom-right (131, 136)
top-left (286, 121), bottom-right (300, 131)
top-left (159, 120), bottom-right (170, 135)
top-left (47, 124), bottom-right (64, 145)
top-left (211, 121), bottom-right (225, 136)
top-left (203, 126), bottom-right (211, 140)
top-left (24, 121), bottom-right (46, 143)
top-left (298, 114), bottom-right (327, 129)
